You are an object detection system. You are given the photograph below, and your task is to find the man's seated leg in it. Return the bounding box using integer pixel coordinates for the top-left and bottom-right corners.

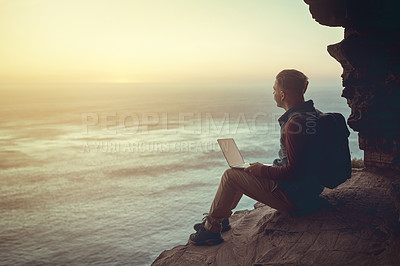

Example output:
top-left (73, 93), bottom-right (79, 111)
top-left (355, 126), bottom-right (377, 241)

top-left (190, 168), bottom-right (295, 246)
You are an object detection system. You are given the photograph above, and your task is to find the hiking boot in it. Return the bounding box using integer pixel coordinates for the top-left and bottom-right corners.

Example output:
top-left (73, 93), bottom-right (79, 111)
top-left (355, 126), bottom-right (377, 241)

top-left (189, 225), bottom-right (224, 246)
top-left (193, 218), bottom-right (231, 233)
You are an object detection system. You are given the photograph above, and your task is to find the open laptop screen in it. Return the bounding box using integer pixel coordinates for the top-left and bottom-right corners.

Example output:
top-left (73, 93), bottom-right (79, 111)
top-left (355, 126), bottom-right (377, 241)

top-left (217, 138), bottom-right (245, 167)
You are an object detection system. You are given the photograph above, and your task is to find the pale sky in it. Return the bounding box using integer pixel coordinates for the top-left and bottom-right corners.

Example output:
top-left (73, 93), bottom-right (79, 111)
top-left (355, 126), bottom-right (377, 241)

top-left (0, 0), bottom-right (344, 84)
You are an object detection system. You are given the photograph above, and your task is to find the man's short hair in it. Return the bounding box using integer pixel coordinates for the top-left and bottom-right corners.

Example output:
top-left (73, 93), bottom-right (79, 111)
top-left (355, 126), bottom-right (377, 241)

top-left (276, 69), bottom-right (308, 95)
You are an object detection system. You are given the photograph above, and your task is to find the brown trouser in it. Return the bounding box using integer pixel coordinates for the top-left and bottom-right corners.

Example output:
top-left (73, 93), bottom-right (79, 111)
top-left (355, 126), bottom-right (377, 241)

top-left (204, 168), bottom-right (296, 233)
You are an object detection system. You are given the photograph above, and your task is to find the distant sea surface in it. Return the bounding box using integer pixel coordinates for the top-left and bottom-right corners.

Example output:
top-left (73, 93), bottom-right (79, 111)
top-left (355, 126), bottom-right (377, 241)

top-left (0, 83), bottom-right (362, 265)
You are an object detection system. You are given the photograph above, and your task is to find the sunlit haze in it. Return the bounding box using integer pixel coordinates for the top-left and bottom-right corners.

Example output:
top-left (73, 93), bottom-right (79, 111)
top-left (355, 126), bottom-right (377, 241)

top-left (0, 0), bottom-right (343, 85)
top-left (1, 2), bottom-right (360, 265)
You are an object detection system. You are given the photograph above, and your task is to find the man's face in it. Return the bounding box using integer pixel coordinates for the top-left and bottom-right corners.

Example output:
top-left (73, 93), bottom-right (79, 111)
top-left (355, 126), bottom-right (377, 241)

top-left (273, 79), bottom-right (284, 108)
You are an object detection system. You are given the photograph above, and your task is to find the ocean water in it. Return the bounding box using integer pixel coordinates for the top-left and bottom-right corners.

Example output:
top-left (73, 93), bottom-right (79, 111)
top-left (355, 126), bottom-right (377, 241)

top-left (0, 83), bottom-right (362, 265)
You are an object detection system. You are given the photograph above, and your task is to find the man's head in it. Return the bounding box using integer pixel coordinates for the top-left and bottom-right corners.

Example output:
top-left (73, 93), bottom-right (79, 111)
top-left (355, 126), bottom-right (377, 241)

top-left (273, 69), bottom-right (309, 110)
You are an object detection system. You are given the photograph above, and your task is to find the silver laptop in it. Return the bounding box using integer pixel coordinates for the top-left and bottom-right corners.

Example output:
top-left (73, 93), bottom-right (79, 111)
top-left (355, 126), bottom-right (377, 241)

top-left (217, 138), bottom-right (251, 169)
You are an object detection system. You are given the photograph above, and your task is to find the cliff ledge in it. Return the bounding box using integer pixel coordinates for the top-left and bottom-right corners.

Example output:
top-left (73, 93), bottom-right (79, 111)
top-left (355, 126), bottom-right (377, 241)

top-left (153, 169), bottom-right (400, 265)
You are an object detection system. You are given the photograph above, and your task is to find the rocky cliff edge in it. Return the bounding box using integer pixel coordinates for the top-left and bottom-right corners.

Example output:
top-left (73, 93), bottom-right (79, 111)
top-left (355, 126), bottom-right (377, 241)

top-left (153, 169), bottom-right (400, 265)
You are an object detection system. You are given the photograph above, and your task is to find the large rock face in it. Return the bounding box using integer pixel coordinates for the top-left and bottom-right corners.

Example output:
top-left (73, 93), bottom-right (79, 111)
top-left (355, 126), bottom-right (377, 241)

top-left (304, 0), bottom-right (400, 170)
top-left (152, 169), bottom-right (400, 265)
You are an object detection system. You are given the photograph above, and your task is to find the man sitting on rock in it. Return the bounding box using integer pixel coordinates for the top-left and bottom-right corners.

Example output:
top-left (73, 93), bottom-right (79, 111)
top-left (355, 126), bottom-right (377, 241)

top-left (190, 69), bottom-right (324, 246)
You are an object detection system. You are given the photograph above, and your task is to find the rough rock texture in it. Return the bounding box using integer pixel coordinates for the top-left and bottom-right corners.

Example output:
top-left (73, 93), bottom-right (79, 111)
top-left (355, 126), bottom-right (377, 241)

top-left (304, 0), bottom-right (400, 170)
top-left (152, 169), bottom-right (400, 265)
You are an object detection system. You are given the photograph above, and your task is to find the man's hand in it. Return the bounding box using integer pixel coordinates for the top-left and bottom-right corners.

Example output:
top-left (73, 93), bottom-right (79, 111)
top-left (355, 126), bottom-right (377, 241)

top-left (244, 162), bottom-right (265, 178)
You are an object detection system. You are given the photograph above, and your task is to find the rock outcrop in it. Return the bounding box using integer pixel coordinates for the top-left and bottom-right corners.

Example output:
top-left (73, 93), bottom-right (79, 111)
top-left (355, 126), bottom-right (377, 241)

top-left (304, 0), bottom-right (400, 170)
top-left (152, 169), bottom-right (400, 265)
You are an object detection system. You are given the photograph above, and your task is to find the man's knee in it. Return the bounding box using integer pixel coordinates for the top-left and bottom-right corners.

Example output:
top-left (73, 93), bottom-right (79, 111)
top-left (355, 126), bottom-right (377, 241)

top-left (223, 168), bottom-right (235, 175)
top-left (222, 168), bottom-right (235, 179)
top-left (221, 168), bottom-right (231, 184)
top-left (221, 168), bottom-right (242, 184)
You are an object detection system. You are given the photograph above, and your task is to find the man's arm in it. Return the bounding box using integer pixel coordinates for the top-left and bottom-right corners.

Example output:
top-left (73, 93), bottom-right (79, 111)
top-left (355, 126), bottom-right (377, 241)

top-left (245, 116), bottom-right (309, 180)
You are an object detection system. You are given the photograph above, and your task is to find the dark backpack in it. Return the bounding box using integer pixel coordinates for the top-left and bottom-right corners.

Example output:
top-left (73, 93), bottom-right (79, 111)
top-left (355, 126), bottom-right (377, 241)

top-left (313, 112), bottom-right (352, 189)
